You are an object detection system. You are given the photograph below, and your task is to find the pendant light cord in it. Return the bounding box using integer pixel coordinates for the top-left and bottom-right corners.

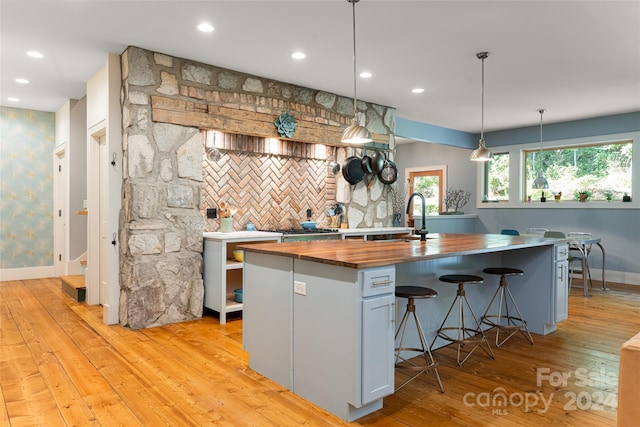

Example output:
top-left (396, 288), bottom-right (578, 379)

top-left (476, 52), bottom-right (488, 142)
top-left (539, 108), bottom-right (545, 170)
top-left (480, 56), bottom-right (485, 141)
top-left (351, 0), bottom-right (358, 119)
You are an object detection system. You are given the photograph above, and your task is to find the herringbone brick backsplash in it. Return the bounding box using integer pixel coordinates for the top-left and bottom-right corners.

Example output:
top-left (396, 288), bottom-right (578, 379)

top-left (202, 151), bottom-right (337, 232)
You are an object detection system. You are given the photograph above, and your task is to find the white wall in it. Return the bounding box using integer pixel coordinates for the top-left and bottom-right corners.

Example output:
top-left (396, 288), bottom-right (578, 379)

top-left (86, 53), bottom-right (122, 324)
top-left (54, 98), bottom-right (88, 272)
top-left (69, 97), bottom-right (87, 260)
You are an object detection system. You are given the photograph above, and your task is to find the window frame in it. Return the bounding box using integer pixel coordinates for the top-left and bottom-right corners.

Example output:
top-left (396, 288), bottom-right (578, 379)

top-left (483, 151), bottom-right (510, 202)
top-left (522, 140), bottom-right (632, 202)
top-left (475, 132), bottom-right (639, 209)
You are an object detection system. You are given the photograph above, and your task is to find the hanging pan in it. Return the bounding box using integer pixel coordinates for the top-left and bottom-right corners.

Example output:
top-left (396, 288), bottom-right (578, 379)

top-left (342, 155), bottom-right (365, 185)
top-left (370, 150), bottom-right (384, 174)
top-left (378, 152), bottom-right (398, 185)
top-left (361, 147), bottom-right (373, 174)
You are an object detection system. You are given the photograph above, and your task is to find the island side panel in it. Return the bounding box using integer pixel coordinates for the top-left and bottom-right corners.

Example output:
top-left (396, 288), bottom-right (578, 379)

top-left (243, 252), bottom-right (294, 388)
top-left (292, 259), bottom-right (363, 421)
top-left (502, 245), bottom-right (558, 334)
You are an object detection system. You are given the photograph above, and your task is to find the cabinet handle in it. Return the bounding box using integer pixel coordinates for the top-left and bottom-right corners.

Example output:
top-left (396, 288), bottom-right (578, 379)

top-left (558, 264), bottom-right (564, 281)
top-left (390, 302), bottom-right (396, 326)
top-left (371, 279), bottom-right (393, 287)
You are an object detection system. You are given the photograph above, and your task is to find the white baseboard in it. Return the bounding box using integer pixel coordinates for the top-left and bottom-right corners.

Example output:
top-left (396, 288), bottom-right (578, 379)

top-left (0, 266), bottom-right (56, 281)
top-left (605, 270), bottom-right (640, 286)
top-left (584, 269), bottom-right (640, 286)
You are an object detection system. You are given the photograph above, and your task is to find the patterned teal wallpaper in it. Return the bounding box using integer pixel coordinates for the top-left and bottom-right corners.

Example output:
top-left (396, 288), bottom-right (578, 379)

top-left (0, 107), bottom-right (55, 269)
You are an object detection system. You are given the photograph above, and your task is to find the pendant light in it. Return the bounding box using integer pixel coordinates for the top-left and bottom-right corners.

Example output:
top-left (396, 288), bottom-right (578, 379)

top-left (341, 0), bottom-right (372, 144)
top-left (532, 108), bottom-right (549, 189)
top-left (469, 52), bottom-right (494, 162)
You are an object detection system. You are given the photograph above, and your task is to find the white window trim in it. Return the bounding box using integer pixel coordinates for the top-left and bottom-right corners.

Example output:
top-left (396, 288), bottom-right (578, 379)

top-left (475, 131), bottom-right (640, 209)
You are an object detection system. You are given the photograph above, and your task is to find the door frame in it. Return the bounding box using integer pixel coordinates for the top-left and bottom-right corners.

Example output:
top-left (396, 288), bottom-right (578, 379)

top-left (53, 143), bottom-right (67, 277)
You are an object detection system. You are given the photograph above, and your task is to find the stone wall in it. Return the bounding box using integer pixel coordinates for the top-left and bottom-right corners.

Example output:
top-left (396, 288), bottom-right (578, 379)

top-left (119, 46), bottom-right (396, 328)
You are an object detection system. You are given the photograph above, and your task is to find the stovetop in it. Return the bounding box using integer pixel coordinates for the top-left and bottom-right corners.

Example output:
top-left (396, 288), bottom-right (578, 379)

top-left (261, 228), bottom-right (339, 235)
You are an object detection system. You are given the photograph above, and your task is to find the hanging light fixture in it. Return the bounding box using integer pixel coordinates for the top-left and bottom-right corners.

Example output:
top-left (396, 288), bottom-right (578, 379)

top-left (532, 108), bottom-right (549, 189)
top-left (469, 52), bottom-right (494, 162)
top-left (341, 0), bottom-right (372, 145)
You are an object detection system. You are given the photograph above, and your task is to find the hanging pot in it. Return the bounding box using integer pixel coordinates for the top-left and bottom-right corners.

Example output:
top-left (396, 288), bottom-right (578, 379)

top-left (361, 147), bottom-right (373, 174)
top-left (328, 160), bottom-right (341, 175)
top-left (370, 150), bottom-right (384, 174)
top-left (327, 147), bottom-right (341, 175)
top-left (342, 155), bottom-right (365, 185)
top-left (378, 152), bottom-right (398, 185)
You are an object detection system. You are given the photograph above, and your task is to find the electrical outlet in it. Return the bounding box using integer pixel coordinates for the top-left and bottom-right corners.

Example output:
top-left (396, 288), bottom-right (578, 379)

top-left (206, 208), bottom-right (217, 219)
top-left (294, 281), bottom-right (306, 296)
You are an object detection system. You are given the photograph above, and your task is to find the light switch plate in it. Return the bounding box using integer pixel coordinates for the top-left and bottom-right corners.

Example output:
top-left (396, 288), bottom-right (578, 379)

top-left (294, 281), bottom-right (306, 296)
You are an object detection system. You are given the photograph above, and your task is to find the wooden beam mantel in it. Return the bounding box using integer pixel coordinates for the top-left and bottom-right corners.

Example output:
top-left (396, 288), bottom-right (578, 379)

top-left (150, 95), bottom-right (388, 147)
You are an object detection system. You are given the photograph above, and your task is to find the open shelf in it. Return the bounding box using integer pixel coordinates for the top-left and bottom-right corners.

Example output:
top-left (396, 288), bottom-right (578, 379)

top-left (203, 233), bottom-right (281, 324)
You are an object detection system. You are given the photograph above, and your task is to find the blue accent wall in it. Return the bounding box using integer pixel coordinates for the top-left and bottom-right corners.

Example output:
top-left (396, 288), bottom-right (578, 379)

top-left (395, 117), bottom-right (477, 149)
top-left (484, 112), bottom-right (640, 147)
top-left (397, 111), bottom-right (640, 148)
top-left (0, 107), bottom-right (55, 268)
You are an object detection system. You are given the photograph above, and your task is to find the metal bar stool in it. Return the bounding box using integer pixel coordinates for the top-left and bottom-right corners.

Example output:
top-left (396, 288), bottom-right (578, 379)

top-left (480, 267), bottom-right (534, 347)
top-left (433, 274), bottom-right (495, 366)
top-left (394, 286), bottom-right (444, 392)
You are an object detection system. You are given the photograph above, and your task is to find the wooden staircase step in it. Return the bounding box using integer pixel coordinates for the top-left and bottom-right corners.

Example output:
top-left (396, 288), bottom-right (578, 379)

top-left (61, 275), bottom-right (86, 302)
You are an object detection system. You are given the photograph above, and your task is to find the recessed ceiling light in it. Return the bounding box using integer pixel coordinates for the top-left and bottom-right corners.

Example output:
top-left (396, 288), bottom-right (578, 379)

top-left (8, 97), bottom-right (19, 102)
top-left (27, 51), bottom-right (44, 58)
top-left (197, 22), bottom-right (214, 32)
top-left (291, 51), bottom-right (306, 60)
top-left (15, 78), bottom-right (30, 84)
top-left (411, 88), bottom-right (425, 94)
top-left (359, 71), bottom-right (372, 78)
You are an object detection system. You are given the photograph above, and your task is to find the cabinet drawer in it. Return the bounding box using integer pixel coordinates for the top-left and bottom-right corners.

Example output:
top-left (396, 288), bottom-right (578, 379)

top-left (361, 268), bottom-right (395, 297)
top-left (555, 243), bottom-right (569, 261)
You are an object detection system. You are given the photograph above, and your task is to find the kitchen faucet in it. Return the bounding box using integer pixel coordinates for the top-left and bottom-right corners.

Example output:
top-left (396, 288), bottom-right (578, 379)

top-left (406, 192), bottom-right (428, 241)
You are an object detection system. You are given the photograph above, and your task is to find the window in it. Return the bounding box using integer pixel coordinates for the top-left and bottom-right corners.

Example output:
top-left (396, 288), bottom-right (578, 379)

top-left (408, 168), bottom-right (444, 216)
top-left (483, 152), bottom-right (509, 201)
top-left (523, 140), bottom-right (632, 201)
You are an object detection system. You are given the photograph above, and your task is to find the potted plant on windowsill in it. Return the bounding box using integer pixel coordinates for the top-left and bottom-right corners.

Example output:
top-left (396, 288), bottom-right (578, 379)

top-left (576, 191), bottom-right (591, 202)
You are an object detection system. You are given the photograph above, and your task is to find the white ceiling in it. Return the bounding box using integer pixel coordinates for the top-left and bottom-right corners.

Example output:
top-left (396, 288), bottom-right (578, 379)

top-left (2, 0), bottom-right (639, 134)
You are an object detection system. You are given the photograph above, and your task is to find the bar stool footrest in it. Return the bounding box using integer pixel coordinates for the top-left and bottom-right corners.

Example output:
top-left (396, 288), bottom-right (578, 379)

top-left (395, 347), bottom-right (440, 370)
top-left (436, 327), bottom-right (487, 345)
top-left (481, 315), bottom-right (528, 330)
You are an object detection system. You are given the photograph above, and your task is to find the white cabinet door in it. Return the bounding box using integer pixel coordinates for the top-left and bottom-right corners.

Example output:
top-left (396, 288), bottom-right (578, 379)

top-left (361, 294), bottom-right (395, 404)
top-left (555, 260), bottom-right (569, 322)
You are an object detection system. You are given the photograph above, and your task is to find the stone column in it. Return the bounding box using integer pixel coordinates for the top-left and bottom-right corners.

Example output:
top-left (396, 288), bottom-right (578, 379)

top-left (119, 47), bottom-right (204, 329)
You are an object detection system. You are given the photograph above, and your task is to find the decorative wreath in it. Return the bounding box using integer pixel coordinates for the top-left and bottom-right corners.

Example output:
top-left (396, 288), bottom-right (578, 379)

top-left (274, 112), bottom-right (297, 138)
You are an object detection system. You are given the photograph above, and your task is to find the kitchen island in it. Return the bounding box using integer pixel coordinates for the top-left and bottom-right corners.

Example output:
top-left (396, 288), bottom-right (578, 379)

top-left (241, 233), bottom-right (569, 422)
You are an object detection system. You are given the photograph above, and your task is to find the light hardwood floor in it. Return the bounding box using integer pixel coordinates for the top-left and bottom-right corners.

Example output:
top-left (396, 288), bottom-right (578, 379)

top-left (1, 277), bottom-right (638, 426)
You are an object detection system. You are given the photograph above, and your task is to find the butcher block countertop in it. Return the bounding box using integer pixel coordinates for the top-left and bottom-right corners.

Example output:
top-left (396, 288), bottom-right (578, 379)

top-left (240, 232), bottom-right (566, 269)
